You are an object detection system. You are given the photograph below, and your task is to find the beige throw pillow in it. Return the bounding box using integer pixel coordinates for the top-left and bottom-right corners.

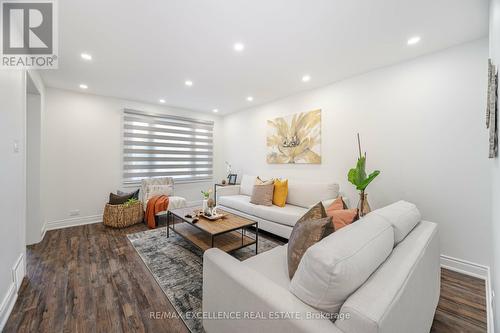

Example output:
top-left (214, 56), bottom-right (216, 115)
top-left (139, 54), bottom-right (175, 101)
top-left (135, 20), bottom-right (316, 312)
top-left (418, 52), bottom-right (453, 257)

top-left (250, 183), bottom-right (274, 206)
top-left (287, 202), bottom-right (333, 279)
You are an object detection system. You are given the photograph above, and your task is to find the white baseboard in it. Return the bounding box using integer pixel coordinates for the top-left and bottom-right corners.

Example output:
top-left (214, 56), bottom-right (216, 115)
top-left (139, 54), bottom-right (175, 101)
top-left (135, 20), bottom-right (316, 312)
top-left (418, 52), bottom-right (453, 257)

top-left (12, 254), bottom-right (25, 292)
top-left (46, 214), bottom-right (102, 231)
top-left (440, 255), bottom-right (489, 280)
top-left (44, 202), bottom-right (203, 232)
top-left (44, 202), bottom-right (204, 232)
top-left (0, 283), bottom-right (17, 331)
top-left (40, 222), bottom-right (47, 242)
top-left (486, 269), bottom-right (494, 333)
top-left (440, 255), bottom-right (494, 333)
top-left (0, 253), bottom-right (25, 331)
top-left (41, 200), bottom-right (203, 231)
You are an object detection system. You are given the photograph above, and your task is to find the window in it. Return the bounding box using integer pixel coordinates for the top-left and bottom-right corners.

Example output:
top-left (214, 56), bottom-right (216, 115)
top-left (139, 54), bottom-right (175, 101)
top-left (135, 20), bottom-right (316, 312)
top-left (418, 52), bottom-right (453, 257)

top-left (123, 109), bottom-right (214, 184)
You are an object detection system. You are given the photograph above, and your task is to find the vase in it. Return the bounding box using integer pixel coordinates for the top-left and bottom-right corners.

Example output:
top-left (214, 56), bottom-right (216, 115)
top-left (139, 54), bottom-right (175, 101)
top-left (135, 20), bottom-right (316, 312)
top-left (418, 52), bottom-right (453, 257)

top-left (357, 191), bottom-right (371, 217)
top-left (202, 199), bottom-right (209, 214)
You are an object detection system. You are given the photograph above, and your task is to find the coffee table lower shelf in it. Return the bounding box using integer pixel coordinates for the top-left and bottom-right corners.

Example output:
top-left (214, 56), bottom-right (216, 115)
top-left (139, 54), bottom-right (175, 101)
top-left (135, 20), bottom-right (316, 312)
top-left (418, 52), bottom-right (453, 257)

top-left (172, 222), bottom-right (257, 252)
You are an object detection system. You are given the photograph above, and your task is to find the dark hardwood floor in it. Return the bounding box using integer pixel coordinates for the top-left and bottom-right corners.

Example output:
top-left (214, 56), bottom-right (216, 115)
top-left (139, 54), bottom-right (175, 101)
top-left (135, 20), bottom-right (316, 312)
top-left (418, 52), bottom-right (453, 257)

top-left (4, 222), bottom-right (487, 333)
top-left (4, 223), bottom-right (189, 333)
top-left (431, 269), bottom-right (488, 333)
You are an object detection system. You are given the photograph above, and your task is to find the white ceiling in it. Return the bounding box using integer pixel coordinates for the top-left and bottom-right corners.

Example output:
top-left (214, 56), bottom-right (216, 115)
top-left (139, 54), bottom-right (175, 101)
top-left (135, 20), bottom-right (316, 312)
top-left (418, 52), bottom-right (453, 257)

top-left (40, 0), bottom-right (489, 115)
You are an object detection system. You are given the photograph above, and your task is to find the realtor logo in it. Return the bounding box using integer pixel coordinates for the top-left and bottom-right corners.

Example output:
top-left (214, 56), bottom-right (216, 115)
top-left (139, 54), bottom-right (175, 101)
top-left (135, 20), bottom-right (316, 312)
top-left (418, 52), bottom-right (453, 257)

top-left (1, 0), bottom-right (58, 69)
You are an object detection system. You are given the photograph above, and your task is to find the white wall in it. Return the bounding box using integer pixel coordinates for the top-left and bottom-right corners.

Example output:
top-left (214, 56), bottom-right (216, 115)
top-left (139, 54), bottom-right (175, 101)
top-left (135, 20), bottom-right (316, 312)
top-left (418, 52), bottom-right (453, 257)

top-left (43, 88), bottom-right (225, 228)
top-left (223, 39), bottom-right (491, 267)
top-left (26, 71), bottom-right (47, 238)
top-left (26, 91), bottom-right (42, 245)
top-left (0, 70), bottom-right (27, 329)
top-left (490, 0), bottom-right (500, 329)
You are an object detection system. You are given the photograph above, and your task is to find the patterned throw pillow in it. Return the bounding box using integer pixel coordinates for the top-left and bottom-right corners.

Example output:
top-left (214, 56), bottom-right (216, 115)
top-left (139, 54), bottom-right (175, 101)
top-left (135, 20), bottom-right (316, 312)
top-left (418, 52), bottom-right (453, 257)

top-left (326, 197), bottom-right (359, 230)
top-left (287, 202), bottom-right (334, 279)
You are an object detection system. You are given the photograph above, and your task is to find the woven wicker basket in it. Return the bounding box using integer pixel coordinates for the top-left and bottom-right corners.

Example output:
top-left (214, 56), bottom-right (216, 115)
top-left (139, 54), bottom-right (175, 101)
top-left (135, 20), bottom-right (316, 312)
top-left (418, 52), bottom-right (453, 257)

top-left (103, 202), bottom-right (144, 228)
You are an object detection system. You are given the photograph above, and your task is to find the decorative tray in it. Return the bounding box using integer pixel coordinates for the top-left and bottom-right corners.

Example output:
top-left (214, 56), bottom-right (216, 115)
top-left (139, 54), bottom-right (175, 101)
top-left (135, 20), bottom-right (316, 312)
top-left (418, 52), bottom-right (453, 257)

top-left (200, 213), bottom-right (225, 221)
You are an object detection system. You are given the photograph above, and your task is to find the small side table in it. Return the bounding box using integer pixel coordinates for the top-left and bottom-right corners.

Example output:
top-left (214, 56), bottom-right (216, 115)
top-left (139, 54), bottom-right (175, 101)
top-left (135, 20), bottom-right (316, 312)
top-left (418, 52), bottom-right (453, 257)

top-left (213, 183), bottom-right (228, 205)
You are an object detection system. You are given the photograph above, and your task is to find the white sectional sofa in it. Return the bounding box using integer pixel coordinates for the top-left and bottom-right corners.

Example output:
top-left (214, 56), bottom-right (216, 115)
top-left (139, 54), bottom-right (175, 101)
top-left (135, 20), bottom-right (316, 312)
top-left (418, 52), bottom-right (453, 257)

top-left (203, 201), bottom-right (440, 333)
top-left (216, 175), bottom-right (340, 238)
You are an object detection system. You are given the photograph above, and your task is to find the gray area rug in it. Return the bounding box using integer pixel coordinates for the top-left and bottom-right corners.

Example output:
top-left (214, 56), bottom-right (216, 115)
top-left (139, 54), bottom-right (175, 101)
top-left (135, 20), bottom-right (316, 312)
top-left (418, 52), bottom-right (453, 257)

top-left (127, 227), bottom-right (282, 333)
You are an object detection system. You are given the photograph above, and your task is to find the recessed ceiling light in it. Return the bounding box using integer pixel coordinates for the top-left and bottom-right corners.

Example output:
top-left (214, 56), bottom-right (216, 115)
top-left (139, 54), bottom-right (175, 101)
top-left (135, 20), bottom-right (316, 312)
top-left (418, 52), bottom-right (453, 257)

top-left (159, 99), bottom-right (166, 104)
top-left (212, 109), bottom-right (219, 113)
top-left (246, 96), bottom-right (254, 102)
top-left (302, 75), bottom-right (311, 82)
top-left (407, 36), bottom-right (421, 46)
top-left (233, 43), bottom-right (245, 52)
top-left (79, 84), bottom-right (88, 89)
top-left (80, 53), bottom-right (92, 61)
top-left (185, 80), bottom-right (193, 87)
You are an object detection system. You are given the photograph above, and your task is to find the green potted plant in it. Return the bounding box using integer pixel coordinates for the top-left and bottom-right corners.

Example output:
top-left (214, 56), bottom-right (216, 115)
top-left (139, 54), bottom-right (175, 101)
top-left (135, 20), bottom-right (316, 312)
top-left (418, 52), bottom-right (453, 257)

top-left (348, 134), bottom-right (380, 217)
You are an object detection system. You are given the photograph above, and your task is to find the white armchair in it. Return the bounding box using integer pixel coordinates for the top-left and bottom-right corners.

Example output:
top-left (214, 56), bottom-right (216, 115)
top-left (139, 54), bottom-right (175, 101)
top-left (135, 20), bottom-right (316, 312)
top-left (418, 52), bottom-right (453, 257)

top-left (140, 177), bottom-right (187, 211)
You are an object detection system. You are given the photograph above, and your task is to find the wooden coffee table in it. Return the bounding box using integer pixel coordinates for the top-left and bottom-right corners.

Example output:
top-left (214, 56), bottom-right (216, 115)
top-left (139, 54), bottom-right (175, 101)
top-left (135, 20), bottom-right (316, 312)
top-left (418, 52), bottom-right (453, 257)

top-left (167, 207), bottom-right (258, 254)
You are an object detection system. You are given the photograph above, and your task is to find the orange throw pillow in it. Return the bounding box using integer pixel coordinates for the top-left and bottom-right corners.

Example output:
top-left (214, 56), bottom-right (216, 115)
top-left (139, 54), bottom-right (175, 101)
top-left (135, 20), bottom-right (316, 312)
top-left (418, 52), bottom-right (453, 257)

top-left (327, 197), bottom-right (347, 211)
top-left (328, 209), bottom-right (359, 231)
top-left (326, 197), bottom-right (358, 231)
top-left (273, 179), bottom-right (288, 207)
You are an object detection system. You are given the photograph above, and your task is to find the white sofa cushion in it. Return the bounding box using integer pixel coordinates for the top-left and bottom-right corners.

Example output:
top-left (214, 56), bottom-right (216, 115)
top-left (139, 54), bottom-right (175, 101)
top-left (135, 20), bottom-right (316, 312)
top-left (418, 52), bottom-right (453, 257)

top-left (218, 195), bottom-right (255, 216)
top-left (370, 200), bottom-right (421, 245)
top-left (240, 174), bottom-right (257, 196)
top-left (286, 182), bottom-right (339, 208)
top-left (252, 204), bottom-right (307, 227)
top-left (168, 196), bottom-right (187, 210)
top-left (243, 245), bottom-right (290, 287)
top-left (290, 214), bottom-right (394, 314)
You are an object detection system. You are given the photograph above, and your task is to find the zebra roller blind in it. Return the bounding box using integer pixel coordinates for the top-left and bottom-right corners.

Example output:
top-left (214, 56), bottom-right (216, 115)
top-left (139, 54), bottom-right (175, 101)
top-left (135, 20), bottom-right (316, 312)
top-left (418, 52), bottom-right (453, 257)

top-left (123, 109), bottom-right (214, 184)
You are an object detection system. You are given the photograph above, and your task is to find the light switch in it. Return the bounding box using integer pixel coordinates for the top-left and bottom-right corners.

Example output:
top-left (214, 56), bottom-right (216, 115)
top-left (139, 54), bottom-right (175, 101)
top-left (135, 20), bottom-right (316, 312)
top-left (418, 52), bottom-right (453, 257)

top-left (13, 140), bottom-right (19, 153)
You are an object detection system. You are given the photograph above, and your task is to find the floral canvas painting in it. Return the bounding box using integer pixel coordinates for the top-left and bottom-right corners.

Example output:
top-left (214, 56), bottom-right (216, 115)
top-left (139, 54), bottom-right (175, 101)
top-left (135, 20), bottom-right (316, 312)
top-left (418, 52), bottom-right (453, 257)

top-left (267, 109), bottom-right (321, 164)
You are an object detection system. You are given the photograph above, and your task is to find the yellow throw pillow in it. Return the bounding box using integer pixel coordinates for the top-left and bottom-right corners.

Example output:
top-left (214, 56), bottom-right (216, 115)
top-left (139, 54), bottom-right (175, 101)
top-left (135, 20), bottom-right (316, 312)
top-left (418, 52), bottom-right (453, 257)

top-left (273, 179), bottom-right (288, 207)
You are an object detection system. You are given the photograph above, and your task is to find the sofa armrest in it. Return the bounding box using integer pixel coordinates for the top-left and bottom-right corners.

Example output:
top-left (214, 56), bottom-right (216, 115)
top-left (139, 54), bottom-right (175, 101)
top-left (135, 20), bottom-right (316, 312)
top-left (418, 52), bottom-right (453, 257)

top-left (203, 248), bottom-right (339, 333)
top-left (216, 185), bottom-right (240, 201)
top-left (336, 221), bottom-right (440, 333)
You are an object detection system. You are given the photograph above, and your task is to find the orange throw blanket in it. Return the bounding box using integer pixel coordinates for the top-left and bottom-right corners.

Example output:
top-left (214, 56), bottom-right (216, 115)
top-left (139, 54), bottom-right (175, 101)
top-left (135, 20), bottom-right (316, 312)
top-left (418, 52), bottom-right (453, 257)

top-left (145, 195), bottom-right (169, 229)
